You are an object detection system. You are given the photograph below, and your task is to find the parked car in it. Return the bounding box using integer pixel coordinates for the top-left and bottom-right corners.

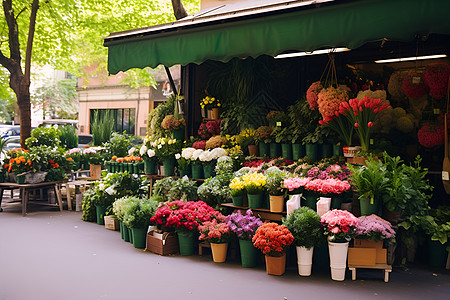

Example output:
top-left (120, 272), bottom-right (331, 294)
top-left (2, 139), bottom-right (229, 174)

top-left (0, 125), bottom-right (20, 138)
top-left (38, 119), bottom-right (78, 128)
top-left (0, 135), bottom-right (21, 161)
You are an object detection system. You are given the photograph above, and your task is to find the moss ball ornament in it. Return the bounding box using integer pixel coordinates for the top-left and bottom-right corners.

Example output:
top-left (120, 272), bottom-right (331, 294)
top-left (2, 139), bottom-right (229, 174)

top-left (388, 71), bottom-right (408, 103)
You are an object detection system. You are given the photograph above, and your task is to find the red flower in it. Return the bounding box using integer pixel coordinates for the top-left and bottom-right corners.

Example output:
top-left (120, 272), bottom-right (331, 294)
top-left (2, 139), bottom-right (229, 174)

top-left (354, 123), bottom-right (359, 128)
top-left (367, 122), bottom-right (373, 128)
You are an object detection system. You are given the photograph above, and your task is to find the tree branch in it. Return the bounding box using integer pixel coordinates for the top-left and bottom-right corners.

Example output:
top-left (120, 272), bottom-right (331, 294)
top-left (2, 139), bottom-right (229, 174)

top-left (24, 0), bottom-right (39, 82)
top-left (171, 0), bottom-right (188, 20)
top-left (2, 0), bottom-right (21, 63)
top-left (0, 48), bottom-right (13, 72)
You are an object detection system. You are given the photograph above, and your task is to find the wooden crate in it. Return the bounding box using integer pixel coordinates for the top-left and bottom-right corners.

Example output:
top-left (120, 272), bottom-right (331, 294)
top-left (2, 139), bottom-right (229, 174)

top-left (348, 248), bottom-right (377, 266)
top-left (104, 216), bottom-right (119, 231)
top-left (146, 231), bottom-right (178, 256)
top-left (354, 239), bottom-right (383, 249)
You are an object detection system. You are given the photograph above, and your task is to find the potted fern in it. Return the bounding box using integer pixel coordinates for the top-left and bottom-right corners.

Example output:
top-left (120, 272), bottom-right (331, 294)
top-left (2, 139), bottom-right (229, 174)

top-left (283, 207), bottom-right (324, 276)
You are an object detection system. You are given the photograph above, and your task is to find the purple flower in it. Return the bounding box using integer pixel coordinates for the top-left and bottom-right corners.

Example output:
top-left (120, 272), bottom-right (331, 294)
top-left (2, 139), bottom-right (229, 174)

top-left (226, 210), bottom-right (263, 240)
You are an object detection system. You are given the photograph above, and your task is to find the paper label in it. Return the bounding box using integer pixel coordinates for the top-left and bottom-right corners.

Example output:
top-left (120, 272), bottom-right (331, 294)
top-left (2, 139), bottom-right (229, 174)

top-left (370, 139), bottom-right (374, 145)
top-left (412, 77), bottom-right (421, 84)
top-left (442, 171), bottom-right (449, 181)
top-left (434, 109), bottom-right (440, 115)
top-left (276, 122), bottom-right (282, 127)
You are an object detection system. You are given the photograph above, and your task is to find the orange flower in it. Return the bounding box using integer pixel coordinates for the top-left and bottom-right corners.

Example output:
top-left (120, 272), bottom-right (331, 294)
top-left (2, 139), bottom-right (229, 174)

top-left (15, 158), bottom-right (21, 164)
top-left (84, 145), bottom-right (90, 148)
top-left (4, 164), bottom-right (9, 168)
top-left (53, 163), bottom-right (59, 168)
top-left (19, 156), bottom-right (26, 163)
top-left (9, 158), bottom-right (14, 164)
top-left (66, 157), bottom-right (73, 162)
top-left (27, 159), bottom-right (32, 165)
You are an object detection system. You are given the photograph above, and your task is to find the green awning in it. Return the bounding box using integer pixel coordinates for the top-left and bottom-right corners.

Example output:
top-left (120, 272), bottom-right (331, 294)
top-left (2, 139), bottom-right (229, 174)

top-left (105, 0), bottom-right (450, 74)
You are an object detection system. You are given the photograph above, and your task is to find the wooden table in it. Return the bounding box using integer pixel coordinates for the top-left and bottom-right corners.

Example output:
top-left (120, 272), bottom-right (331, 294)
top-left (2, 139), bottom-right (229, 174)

top-left (221, 203), bottom-right (286, 222)
top-left (0, 181), bottom-right (64, 216)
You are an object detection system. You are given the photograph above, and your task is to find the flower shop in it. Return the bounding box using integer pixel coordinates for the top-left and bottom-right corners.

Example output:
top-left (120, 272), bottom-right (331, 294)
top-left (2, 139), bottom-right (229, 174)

top-left (2, 0), bottom-right (449, 283)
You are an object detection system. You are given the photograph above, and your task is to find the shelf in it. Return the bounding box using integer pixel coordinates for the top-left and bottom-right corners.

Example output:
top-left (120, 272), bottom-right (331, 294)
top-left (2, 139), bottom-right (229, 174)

top-left (221, 203), bottom-right (286, 222)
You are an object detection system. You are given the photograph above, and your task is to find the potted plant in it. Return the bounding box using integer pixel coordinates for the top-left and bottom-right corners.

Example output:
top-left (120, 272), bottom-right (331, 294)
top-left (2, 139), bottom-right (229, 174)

top-left (83, 146), bottom-right (105, 180)
top-left (152, 137), bottom-right (182, 176)
top-left (252, 222), bottom-right (294, 275)
top-left (274, 126), bottom-right (293, 160)
top-left (122, 196), bottom-right (159, 249)
top-left (198, 217), bottom-right (231, 263)
top-left (283, 206), bottom-right (325, 276)
top-left (226, 210), bottom-right (263, 267)
top-left (161, 114), bottom-right (186, 141)
top-left (347, 157), bottom-right (389, 216)
top-left (242, 172), bottom-right (266, 209)
top-left (254, 126), bottom-right (273, 157)
top-left (150, 200), bottom-right (220, 256)
top-left (321, 209), bottom-right (358, 281)
top-left (200, 95), bottom-right (221, 120)
top-left (265, 166), bottom-right (287, 212)
top-left (229, 177), bottom-right (246, 206)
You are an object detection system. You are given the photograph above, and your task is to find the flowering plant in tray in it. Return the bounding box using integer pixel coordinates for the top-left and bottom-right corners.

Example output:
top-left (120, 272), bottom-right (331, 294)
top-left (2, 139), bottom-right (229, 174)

top-left (355, 214), bottom-right (395, 242)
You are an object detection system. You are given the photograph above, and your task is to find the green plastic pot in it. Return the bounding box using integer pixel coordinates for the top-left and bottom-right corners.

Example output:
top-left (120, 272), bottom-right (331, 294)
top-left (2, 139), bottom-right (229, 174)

top-left (131, 227), bottom-right (148, 249)
top-left (172, 126), bottom-right (185, 141)
top-left (333, 144), bottom-right (343, 157)
top-left (258, 142), bottom-right (270, 157)
top-left (231, 194), bottom-right (244, 206)
top-left (292, 143), bottom-right (305, 160)
top-left (177, 231), bottom-right (196, 256)
top-left (239, 239), bottom-right (259, 268)
top-left (269, 142), bottom-right (281, 158)
top-left (203, 165), bottom-right (215, 179)
top-left (123, 224), bottom-right (130, 242)
top-left (281, 143), bottom-right (293, 160)
top-left (321, 143), bottom-right (333, 158)
top-left (144, 159), bottom-right (157, 175)
top-left (192, 164), bottom-right (204, 179)
top-left (305, 143), bottom-right (319, 161)
top-left (95, 205), bottom-right (107, 225)
top-left (247, 193), bottom-right (263, 209)
top-left (179, 165), bottom-right (192, 177)
top-left (304, 195), bottom-right (317, 211)
top-left (163, 158), bottom-right (176, 176)
top-left (359, 197), bottom-right (379, 216)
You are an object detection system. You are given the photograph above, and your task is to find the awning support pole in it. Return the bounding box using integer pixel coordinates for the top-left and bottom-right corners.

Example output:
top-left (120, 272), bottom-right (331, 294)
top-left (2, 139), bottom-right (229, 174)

top-left (164, 66), bottom-right (177, 94)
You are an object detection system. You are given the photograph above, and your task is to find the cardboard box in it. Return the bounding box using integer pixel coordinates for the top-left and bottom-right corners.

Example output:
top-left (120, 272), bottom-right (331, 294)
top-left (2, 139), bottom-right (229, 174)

top-left (348, 248), bottom-right (377, 266)
top-left (146, 231), bottom-right (178, 256)
top-left (376, 248), bottom-right (387, 264)
top-left (104, 216), bottom-right (119, 231)
top-left (354, 239), bottom-right (383, 249)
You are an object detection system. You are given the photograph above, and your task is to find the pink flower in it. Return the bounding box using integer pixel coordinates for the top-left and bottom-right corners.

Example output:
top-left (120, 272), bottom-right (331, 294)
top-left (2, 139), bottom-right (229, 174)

top-left (368, 122), bottom-right (373, 128)
top-left (354, 123), bottom-right (359, 128)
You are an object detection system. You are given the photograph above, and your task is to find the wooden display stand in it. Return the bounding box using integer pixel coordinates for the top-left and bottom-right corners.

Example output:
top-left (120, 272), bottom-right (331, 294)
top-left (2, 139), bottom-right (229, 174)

top-left (146, 231), bottom-right (178, 256)
top-left (348, 264), bottom-right (392, 282)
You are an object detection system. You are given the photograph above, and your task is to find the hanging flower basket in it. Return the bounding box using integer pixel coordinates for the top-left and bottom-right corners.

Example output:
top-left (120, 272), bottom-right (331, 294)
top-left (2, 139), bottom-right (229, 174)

top-left (424, 62), bottom-right (450, 99)
top-left (417, 123), bottom-right (445, 148)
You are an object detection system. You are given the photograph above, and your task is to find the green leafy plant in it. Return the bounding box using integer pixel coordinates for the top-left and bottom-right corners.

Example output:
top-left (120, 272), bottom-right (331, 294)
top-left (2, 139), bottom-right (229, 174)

top-left (91, 110), bottom-right (115, 146)
top-left (282, 207), bottom-right (325, 249)
top-left (59, 125), bottom-right (78, 149)
top-left (147, 95), bottom-right (175, 139)
top-left (265, 167), bottom-right (287, 196)
top-left (121, 196), bottom-right (159, 229)
top-left (103, 132), bottom-right (133, 160)
top-left (198, 172), bottom-right (234, 211)
top-left (26, 127), bottom-right (61, 148)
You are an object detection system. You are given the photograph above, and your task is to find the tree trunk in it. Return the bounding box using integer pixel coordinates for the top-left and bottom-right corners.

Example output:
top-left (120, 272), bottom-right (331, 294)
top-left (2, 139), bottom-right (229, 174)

top-left (171, 0), bottom-right (188, 20)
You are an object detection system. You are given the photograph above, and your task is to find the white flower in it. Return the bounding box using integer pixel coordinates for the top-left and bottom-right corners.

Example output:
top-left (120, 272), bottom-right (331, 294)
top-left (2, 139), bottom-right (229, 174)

top-left (199, 150), bottom-right (213, 162)
top-left (98, 183), bottom-right (106, 191)
top-left (217, 155), bottom-right (232, 163)
top-left (147, 149), bottom-right (155, 158)
top-left (181, 147), bottom-right (196, 160)
top-left (192, 149), bottom-right (204, 160)
top-left (105, 186), bottom-right (116, 195)
top-left (161, 140), bottom-right (166, 145)
top-left (175, 153), bottom-right (181, 160)
top-left (140, 145), bottom-right (148, 156)
top-left (157, 144), bottom-right (162, 149)
top-left (128, 147), bottom-right (136, 156)
top-left (150, 142), bottom-right (157, 147)
top-left (211, 147), bottom-right (228, 159)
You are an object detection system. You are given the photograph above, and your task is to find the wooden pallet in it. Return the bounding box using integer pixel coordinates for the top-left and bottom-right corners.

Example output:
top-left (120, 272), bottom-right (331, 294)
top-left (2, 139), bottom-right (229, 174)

top-left (348, 263), bottom-right (392, 282)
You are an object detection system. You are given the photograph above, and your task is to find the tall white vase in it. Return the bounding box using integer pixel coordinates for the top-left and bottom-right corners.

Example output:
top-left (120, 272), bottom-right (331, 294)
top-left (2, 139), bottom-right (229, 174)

top-left (328, 241), bottom-right (349, 281)
top-left (296, 246), bottom-right (314, 276)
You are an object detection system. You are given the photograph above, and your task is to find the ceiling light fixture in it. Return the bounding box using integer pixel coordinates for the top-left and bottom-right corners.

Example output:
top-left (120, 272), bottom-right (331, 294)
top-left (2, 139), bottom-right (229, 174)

top-left (374, 54), bottom-right (447, 63)
top-left (274, 47), bottom-right (350, 59)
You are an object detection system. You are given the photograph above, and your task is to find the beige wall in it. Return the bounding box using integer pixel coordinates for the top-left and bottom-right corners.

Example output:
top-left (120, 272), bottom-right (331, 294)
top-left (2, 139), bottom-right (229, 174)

top-left (201, 0), bottom-right (241, 9)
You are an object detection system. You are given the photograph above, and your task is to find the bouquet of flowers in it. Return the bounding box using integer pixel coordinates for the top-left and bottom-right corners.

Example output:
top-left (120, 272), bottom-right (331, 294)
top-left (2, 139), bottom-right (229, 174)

top-left (229, 177), bottom-right (245, 197)
top-left (254, 126), bottom-right (273, 144)
top-left (150, 200), bottom-right (220, 233)
top-left (198, 218), bottom-right (230, 243)
top-left (226, 210), bottom-right (263, 241)
top-left (304, 178), bottom-right (351, 195)
top-left (417, 123), bottom-right (445, 148)
top-left (306, 81), bottom-right (323, 110)
top-left (83, 146), bottom-right (105, 165)
top-left (252, 222), bottom-right (294, 256)
top-left (198, 120), bottom-right (221, 140)
top-left (161, 115), bottom-right (186, 131)
top-left (355, 214), bottom-right (395, 242)
top-left (151, 137), bottom-right (182, 160)
top-left (200, 96), bottom-right (221, 110)
top-left (321, 209), bottom-right (358, 242)
top-left (284, 176), bottom-right (311, 193)
top-left (242, 172), bottom-right (266, 194)
top-left (424, 62), bottom-right (450, 99)
top-left (192, 140), bottom-right (207, 150)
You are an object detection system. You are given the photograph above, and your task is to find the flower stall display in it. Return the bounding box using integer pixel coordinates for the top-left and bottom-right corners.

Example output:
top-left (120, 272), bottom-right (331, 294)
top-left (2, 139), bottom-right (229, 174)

top-left (152, 137), bottom-right (182, 176)
top-left (282, 207), bottom-right (325, 276)
top-left (242, 172), bottom-right (267, 209)
top-left (226, 210), bottom-right (263, 267)
top-left (321, 209), bottom-right (358, 281)
top-left (229, 177), bottom-right (246, 206)
top-left (200, 96), bottom-right (221, 119)
top-left (161, 114), bottom-right (186, 140)
top-left (423, 62), bottom-right (450, 99)
top-left (348, 214), bottom-right (396, 266)
top-left (198, 217), bottom-right (230, 263)
top-left (252, 222), bottom-right (294, 275)
top-left (264, 167), bottom-right (287, 212)
top-left (150, 200), bottom-right (221, 256)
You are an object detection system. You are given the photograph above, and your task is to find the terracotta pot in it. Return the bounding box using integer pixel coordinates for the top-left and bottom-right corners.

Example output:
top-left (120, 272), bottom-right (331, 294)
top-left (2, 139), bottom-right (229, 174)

top-left (210, 242), bottom-right (228, 263)
top-left (269, 195), bottom-right (284, 212)
top-left (265, 254), bottom-right (286, 276)
top-left (90, 164), bottom-right (102, 180)
top-left (248, 144), bottom-right (258, 156)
